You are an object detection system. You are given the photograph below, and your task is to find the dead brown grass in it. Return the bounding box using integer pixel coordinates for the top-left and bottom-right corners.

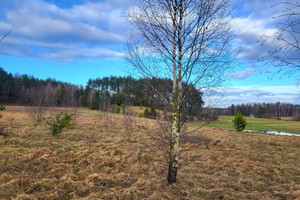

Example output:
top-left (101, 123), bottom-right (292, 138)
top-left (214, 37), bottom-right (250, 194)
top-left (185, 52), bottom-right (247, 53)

top-left (0, 106), bottom-right (299, 199)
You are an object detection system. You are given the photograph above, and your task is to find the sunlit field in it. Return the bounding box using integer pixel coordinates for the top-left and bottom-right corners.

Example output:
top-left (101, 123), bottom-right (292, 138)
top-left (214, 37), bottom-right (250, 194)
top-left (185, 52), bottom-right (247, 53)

top-left (0, 106), bottom-right (299, 199)
top-left (199, 116), bottom-right (300, 134)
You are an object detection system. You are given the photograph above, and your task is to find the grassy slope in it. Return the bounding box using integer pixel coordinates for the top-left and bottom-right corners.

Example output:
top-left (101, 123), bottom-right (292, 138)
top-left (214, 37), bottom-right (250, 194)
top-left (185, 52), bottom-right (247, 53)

top-left (204, 116), bottom-right (300, 134)
top-left (80, 106), bottom-right (155, 122)
top-left (0, 106), bottom-right (299, 199)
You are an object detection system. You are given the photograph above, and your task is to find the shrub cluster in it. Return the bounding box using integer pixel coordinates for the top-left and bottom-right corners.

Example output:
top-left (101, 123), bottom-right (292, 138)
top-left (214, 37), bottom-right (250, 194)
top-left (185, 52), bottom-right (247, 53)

top-left (144, 106), bottom-right (157, 119)
top-left (199, 111), bottom-right (218, 121)
top-left (113, 104), bottom-right (125, 114)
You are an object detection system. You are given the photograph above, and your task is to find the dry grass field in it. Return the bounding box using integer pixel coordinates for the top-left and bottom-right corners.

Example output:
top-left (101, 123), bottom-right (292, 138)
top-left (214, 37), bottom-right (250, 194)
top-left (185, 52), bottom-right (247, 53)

top-left (0, 106), bottom-right (299, 200)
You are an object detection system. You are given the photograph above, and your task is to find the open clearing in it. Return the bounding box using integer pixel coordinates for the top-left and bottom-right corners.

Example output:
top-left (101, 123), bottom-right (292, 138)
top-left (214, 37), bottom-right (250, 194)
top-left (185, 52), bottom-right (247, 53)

top-left (0, 106), bottom-right (300, 199)
top-left (203, 116), bottom-right (300, 134)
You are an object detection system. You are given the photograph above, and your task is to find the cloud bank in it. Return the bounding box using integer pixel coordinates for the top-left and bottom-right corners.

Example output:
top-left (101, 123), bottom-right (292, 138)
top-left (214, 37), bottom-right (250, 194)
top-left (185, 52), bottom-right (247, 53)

top-left (203, 85), bottom-right (300, 107)
top-left (0, 0), bottom-right (298, 105)
top-left (0, 0), bottom-right (297, 63)
top-left (0, 0), bottom-right (132, 61)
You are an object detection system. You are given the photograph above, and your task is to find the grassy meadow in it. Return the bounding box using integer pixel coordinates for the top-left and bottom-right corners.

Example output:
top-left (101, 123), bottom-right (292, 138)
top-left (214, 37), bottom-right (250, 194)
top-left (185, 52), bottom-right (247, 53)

top-left (203, 116), bottom-right (300, 134)
top-left (0, 106), bottom-right (299, 199)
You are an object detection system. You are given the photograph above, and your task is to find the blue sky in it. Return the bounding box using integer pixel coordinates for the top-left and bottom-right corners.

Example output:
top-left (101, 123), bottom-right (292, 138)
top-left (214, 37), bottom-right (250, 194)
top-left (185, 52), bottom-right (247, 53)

top-left (0, 0), bottom-right (299, 106)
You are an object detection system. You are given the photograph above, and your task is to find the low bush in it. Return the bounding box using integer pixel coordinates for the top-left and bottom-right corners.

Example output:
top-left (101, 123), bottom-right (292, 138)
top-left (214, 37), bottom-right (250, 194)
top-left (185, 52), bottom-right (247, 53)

top-left (138, 110), bottom-right (144, 117)
top-left (46, 112), bottom-right (75, 136)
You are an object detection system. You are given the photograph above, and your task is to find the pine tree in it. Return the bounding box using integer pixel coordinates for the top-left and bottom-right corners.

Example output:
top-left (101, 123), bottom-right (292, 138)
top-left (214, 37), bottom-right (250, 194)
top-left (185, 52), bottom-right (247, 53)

top-left (233, 112), bottom-right (247, 131)
top-left (46, 112), bottom-right (75, 136)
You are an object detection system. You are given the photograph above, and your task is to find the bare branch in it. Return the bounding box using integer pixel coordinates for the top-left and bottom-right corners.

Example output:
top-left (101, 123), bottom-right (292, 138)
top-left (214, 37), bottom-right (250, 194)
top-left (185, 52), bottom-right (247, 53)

top-left (261, 1), bottom-right (300, 76)
top-left (0, 25), bottom-right (15, 42)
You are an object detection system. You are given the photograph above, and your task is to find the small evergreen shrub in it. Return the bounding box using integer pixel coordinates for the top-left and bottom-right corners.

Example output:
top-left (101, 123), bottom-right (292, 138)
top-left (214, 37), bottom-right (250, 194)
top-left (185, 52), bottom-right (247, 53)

top-left (232, 112), bottom-right (247, 131)
top-left (46, 112), bottom-right (75, 136)
top-left (149, 106), bottom-right (157, 119)
top-left (0, 105), bottom-right (5, 135)
top-left (0, 105), bottom-right (5, 111)
top-left (144, 108), bottom-right (150, 118)
top-left (0, 104), bottom-right (5, 120)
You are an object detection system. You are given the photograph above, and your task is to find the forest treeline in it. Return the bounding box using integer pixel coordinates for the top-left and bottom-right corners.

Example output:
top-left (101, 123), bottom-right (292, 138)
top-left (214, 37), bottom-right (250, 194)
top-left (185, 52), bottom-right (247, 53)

top-left (222, 103), bottom-right (299, 118)
top-left (0, 68), bottom-right (203, 116)
top-left (0, 68), bottom-right (80, 106)
top-left (1, 68), bottom-right (299, 118)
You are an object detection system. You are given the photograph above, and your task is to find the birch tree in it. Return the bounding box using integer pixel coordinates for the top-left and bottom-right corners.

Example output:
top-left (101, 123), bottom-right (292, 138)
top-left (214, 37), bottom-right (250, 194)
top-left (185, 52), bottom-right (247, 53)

top-left (126, 0), bottom-right (233, 184)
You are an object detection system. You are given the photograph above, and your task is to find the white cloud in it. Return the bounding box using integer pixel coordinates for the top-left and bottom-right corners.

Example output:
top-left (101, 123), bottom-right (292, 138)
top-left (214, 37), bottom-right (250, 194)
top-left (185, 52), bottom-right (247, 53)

top-left (236, 0), bottom-right (299, 21)
top-left (231, 0), bottom-right (300, 63)
top-left (45, 47), bottom-right (124, 62)
top-left (228, 67), bottom-right (255, 80)
top-left (0, 0), bottom-right (132, 61)
top-left (231, 16), bottom-right (278, 61)
top-left (0, 0), bottom-right (298, 67)
top-left (205, 85), bottom-right (300, 107)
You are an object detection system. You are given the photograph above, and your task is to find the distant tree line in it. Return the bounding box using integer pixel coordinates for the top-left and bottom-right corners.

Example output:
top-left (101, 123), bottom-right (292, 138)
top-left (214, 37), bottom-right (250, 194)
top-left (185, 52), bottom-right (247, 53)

top-left (87, 76), bottom-right (204, 118)
top-left (222, 102), bottom-right (299, 118)
top-left (0, 68), bottom-right (204, 118)
top-left (2, 68), bottom-right (299, 119)
top-left (0, 68), bottom-right (83, 106)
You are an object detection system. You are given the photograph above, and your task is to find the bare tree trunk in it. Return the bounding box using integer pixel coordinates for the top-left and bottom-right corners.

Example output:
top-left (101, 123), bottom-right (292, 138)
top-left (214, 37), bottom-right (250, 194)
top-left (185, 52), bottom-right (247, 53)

top-left (168, 106), bottom-right (180, 183)
top-left (168, 0), bottom-right (183, 184)
top-left (168, 0), bottom-right (179, 183)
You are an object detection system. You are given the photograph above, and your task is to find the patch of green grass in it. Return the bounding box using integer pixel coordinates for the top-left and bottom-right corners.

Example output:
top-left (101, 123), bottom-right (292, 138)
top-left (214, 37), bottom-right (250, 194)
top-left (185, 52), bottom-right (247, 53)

top-left (79, 109), bottom-right (125, 118)
top-left (79, 108), bottom-right (155, 122)
top-left (80, 109), bottom-right (100, 115)
top-left (198, 116), bottom-right (300, 134)
top-left (281, 117), bottom-right (295, 121)
top-left (128, 106), bottom-right (146, 112)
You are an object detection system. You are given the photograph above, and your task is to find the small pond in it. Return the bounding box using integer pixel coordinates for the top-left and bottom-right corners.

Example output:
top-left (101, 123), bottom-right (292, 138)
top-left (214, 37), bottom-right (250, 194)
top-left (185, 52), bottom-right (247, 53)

top-left (243, 130), bottom-right (300, 137)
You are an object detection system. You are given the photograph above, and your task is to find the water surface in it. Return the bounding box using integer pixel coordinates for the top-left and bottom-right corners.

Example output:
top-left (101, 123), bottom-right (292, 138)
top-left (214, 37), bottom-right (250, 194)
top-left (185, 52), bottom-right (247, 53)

top-left (243, 130), bottom-right (300, 137)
